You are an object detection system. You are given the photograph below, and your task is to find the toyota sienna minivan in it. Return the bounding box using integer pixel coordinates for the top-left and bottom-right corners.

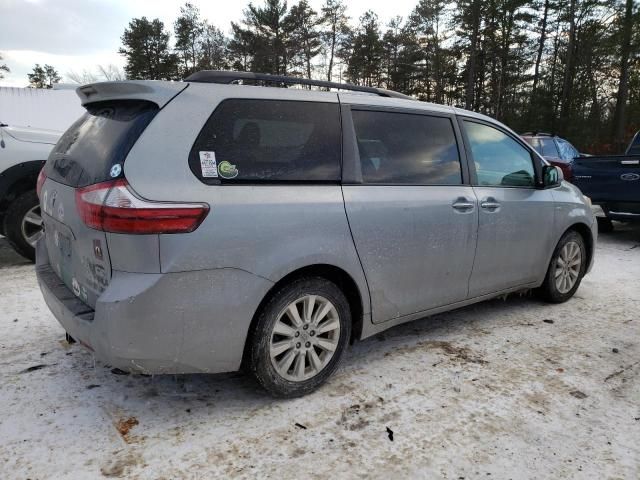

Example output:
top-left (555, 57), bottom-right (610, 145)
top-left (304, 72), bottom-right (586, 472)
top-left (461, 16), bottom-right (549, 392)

top-left (36, 71), bottom-right (596, 397)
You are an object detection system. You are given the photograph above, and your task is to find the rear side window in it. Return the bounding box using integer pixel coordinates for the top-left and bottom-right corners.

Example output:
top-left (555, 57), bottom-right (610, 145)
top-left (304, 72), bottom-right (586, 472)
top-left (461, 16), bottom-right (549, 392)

top-left (45, 100), bottom-right (158, 187)
top-left (189, 99), bottom-right (341, 183)
top-left (351, 110), bottom-right (462, 185)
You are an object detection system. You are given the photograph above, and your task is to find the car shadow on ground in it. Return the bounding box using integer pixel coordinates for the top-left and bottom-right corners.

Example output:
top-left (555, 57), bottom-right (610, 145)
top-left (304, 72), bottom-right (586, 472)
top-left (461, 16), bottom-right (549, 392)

top-left (598, 220), bottom-right (640, 246)
top-left (0, 235), bottom-right (31, 268)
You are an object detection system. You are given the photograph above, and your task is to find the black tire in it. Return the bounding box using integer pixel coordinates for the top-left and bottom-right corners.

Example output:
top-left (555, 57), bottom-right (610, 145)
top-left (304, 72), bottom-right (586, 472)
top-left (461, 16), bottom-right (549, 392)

top-left (248, 277), bottom-right (351, 398)
top-left (3, 190), bottom-right (40, 262)
top-left (597, 216), bottom-right (614, 233)
top-left (537, 230), bottom-right (587, 303)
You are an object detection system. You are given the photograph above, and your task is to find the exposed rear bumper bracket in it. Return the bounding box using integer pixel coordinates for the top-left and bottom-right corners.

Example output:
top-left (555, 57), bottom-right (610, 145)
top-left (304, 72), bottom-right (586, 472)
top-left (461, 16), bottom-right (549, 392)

top-left (36, 262), bottom-right (95, 321)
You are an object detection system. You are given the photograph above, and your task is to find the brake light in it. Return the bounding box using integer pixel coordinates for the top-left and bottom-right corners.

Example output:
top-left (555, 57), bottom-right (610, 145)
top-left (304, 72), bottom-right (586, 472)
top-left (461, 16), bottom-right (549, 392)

top-left (36, 167), bottom-right (47, 199)
top-left (75, 179), bottom-right (209, 234)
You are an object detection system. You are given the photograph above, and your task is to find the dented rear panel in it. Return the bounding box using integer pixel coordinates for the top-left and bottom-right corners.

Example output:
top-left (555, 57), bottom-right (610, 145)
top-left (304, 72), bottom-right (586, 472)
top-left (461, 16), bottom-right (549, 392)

top-left (41, 98), bottom-right (167, 306)
top-left (41, 179), bottom-right (110, 308)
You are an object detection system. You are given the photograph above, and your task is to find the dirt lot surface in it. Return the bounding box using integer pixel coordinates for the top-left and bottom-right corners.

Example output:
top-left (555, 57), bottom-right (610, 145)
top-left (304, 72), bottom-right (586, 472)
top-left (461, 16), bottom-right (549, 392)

top-left (1, 225), bottom-right (639, 479)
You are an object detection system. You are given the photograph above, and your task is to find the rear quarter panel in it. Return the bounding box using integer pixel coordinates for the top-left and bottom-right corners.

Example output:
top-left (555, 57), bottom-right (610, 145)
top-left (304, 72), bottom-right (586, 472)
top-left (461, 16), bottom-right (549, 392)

top-left (122, 82), bottom-right (371, 314)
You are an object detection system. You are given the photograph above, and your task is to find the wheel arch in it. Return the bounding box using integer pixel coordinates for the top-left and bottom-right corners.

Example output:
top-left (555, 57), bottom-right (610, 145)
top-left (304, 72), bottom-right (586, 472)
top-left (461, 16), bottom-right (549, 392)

top-left (241, 263), bottom-right (365, 368)
top-left (0, 160), bottom-right (45, 217)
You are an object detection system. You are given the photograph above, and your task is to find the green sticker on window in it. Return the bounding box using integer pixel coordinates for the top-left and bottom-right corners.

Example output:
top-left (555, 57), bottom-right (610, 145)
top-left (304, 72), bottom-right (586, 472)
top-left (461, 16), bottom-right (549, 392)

top-left (218, 160), bottom-right (239, 179)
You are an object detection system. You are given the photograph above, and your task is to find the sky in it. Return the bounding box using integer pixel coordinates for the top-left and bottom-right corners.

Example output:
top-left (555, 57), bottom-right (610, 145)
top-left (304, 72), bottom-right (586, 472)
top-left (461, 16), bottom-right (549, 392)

top-left (0, 0), bottom-right (419, 88)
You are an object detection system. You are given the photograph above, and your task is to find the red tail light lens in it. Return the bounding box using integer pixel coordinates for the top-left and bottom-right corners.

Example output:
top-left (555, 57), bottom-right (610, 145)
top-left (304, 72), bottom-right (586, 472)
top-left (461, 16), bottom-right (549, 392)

top-left (75, 179), bottom-right (209, 234)
top-left (36, 167), bottom-right (47, 199)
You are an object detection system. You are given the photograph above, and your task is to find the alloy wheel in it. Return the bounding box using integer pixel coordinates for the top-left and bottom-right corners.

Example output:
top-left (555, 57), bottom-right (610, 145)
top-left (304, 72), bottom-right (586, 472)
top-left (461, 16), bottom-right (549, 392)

top-left (269, 294), bottom-right (341, 382)
top-left (21, 205), bottom-right (43, 247)
top-left (554, 241), bottom-right (582, 294)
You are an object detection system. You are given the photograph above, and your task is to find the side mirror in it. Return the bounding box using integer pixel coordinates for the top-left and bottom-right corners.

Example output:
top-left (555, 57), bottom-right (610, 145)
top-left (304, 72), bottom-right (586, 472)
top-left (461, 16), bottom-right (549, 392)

top-left (543, 165), bottom-right (563, 187)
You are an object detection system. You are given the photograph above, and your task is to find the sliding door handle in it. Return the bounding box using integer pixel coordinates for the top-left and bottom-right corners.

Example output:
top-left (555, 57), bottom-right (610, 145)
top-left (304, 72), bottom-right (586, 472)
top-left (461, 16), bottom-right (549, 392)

top-left (452, 197), bottom-right (475, 212)
top-left (480, 198), bottom-right (501, 211)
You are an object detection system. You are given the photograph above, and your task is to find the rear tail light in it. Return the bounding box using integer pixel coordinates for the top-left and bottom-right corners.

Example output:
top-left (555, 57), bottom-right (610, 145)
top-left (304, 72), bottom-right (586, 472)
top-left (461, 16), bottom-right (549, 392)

top-left (36, 167), bottom-right (47, 199)
top-left (75, 179), bottom-right (209, 234)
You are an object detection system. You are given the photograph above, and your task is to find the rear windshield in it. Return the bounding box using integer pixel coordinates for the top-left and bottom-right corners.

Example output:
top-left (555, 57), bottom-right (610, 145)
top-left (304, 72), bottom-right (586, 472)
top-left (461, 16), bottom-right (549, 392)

top-left (45, 100), bottom-right (158, 187)
top-left (189, 99), bottom-right (341, 183)
top-left (628, 133), bottom-right (640, 155)
top-left (522, 137), bottom-right (559, 158)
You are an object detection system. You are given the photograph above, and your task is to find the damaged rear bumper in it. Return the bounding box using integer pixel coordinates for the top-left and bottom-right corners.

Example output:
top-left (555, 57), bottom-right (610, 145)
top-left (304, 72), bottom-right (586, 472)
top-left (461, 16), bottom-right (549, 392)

top-left (36, 239), bottom-right (273, 375)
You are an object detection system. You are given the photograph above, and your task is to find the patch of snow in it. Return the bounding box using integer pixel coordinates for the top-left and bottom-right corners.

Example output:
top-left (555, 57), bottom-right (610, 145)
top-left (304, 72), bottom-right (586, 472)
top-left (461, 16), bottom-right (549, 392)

top-left (0, 226), bottom-right (639, 478)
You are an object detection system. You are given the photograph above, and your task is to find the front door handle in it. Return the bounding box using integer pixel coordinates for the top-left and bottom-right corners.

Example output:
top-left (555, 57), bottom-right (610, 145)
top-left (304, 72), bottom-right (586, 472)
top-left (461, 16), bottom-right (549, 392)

top-left (452, 197), bottom-right (475, 212)
top-left (480, 197), bottom-right (501, 211)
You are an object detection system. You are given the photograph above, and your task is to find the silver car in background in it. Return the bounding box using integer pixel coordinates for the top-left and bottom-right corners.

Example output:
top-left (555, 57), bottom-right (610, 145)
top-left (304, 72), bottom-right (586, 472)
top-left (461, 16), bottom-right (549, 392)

top-left (36, 71), bottom-right (596, 397)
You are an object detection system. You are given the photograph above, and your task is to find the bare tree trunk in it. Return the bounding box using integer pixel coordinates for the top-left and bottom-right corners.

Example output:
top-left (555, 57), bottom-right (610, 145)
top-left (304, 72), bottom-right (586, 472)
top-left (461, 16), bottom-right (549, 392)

top-left (550, 20), bottom-right (561, 132)
top-left (465, 0), bottom-right (481, 110)
top-left (612, 0), bottom-right (633, 146)
top-left (532, 0), bottom-right (550, 96)
top-left (559, 0), bottom-right (577, 131)
top-left (327, 20), bottom-right (337, 81)
top-left (434, 18), bottom-right (443, 104)
top-left (306, 43), bottom-right (312, 80)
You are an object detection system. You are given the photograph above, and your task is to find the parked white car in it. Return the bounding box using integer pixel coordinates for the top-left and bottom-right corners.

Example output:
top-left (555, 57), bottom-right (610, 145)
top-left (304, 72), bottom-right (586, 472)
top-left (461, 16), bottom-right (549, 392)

top-left (0, 123), bottom-right (61, 260)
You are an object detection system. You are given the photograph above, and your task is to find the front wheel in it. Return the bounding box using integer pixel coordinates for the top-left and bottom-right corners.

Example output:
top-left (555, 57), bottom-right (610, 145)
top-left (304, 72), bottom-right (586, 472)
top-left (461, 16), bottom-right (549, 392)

top-left (248, 277), bottom-right (351, 397)
top-left (3, 190), bottom-right (42, 262)
top-left (538, 230), bottom-right (586, 303)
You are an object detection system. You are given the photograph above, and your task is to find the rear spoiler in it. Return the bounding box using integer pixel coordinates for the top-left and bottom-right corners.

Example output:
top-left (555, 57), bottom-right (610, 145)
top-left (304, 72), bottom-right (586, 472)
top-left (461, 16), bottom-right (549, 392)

top-left (76, 81), bottom-right (188, 108)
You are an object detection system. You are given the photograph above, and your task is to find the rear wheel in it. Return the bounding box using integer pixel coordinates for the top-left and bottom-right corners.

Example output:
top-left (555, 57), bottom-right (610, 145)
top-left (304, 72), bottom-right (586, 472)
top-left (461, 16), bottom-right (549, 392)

top-left (538, 230), bottom-right (586, 303)
top-left (248, 277), bottom-right (351, 397)
top-left (3, 190), bottom-right (42, 262)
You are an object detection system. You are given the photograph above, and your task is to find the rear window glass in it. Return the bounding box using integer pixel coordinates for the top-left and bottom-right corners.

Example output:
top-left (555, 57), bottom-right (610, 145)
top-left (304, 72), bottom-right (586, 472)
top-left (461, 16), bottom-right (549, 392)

top-left (538, 138), bottom-right (559, 157)
top-left (628, 134), bottom-right (640, 155)
top-left (189, 99), bottom-right (341, 183)
top-left (45, 100), bottom-right (158, 187)
top-left (522, 137), bottom-right (541, 154)
top-left (351, 110), bottom-right (461, 185)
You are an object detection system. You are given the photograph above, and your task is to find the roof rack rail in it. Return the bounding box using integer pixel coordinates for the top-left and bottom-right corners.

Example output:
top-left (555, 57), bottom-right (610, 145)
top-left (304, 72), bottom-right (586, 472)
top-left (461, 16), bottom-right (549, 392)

top-left (184, 70), bottom-right (413, 100)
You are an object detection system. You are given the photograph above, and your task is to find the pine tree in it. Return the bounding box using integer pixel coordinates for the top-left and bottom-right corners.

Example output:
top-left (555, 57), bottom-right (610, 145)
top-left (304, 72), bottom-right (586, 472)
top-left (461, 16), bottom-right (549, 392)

top-left (27, 64), bottom-right (60, 88)
top-left (0, 53), bottom-right (9, 80)
top-left (174, 2), bottom-right (204, 76)
top-left (409, 0), bottom-right (450, 103)
top-left (320, 0), bottom-right (350, 81)
top-left (287, 0), bottom-right (322, 79)
top-left (612, 0), bottom-right (636, 146)
top-left (346, 11), bottom-right (384, 86)
top-left (232, 0), bottom-right (292, 75)
top-left (119, 17), bottom-right (179, 80)
top-left (228, 22), bottom-right (256, 71)
top-left (199, 23), bottom-right (228, 70)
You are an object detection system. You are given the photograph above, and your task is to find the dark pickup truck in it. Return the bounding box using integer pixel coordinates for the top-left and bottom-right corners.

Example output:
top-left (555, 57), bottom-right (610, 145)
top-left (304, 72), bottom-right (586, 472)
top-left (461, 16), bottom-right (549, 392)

top-left (572, 131), bottom-right (640, 231)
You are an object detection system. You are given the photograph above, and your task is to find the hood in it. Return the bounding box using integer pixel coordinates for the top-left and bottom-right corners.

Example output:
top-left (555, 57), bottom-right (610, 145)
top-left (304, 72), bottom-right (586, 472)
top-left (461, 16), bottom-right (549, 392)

top-left (1, 124), bottom-right (62, 145)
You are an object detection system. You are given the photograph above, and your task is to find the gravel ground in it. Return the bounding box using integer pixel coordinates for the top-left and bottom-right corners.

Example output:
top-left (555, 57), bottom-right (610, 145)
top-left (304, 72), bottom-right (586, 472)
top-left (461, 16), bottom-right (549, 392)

top-left (0, 224), bottom-right (639, 479)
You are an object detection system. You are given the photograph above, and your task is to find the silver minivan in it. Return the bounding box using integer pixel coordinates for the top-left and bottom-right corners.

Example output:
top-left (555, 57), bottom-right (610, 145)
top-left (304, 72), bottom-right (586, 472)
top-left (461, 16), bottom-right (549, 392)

top-left (36, 71), bottom-right (596, 397)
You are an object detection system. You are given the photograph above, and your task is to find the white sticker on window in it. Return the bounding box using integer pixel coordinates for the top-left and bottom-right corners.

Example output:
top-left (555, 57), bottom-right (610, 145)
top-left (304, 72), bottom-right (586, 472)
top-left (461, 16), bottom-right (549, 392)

top-left (199, 151), bottom-right (218, 178)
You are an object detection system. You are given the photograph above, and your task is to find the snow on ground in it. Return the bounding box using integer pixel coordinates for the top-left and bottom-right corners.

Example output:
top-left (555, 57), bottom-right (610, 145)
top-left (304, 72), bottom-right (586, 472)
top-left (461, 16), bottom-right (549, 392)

top-left (0, 225), bottom-right (639, 479)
